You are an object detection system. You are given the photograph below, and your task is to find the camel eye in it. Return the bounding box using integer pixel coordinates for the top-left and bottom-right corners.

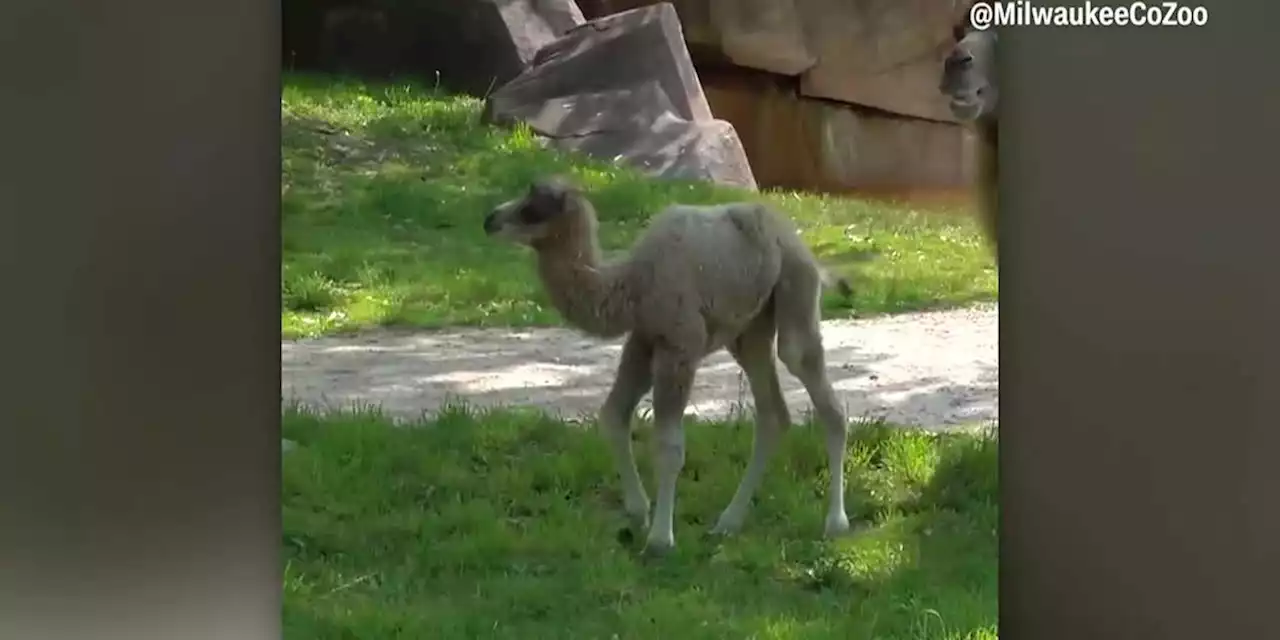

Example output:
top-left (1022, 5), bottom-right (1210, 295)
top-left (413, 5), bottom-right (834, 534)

top-left (519, 201), bottom-right (553, 223)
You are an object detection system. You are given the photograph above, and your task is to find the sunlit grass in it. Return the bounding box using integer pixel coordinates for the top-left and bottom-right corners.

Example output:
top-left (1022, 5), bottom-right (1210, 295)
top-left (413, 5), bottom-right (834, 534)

top-left (280, 72), bottom-right (997, 338)
top-left (283, 405), bottom-right (998, 639)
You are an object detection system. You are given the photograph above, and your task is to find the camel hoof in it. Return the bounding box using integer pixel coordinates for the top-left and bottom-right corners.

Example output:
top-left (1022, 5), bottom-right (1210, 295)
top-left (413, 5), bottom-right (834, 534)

top-left (640, 540), bottom-right (675, 559)
top-left (823, 514), bottom-right (853, 539)
top-left (709, 521), bottom-right (742, 538)
top-left (708, 526), bottom-right (736, 538)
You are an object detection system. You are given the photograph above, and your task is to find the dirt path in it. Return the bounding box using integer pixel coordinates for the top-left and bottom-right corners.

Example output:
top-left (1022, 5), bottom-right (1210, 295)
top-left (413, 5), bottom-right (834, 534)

top-left (283, 304), bottom-right (997, 431)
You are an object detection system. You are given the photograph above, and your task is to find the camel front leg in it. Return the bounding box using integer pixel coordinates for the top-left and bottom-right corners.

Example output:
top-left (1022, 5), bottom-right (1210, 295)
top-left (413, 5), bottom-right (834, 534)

top-left (599, 334), bottom-right (654, 532)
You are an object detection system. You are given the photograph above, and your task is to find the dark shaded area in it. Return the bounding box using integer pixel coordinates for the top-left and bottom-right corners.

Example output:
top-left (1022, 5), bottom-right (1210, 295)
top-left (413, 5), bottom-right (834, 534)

top-left (1002, 1), bottom-right (1280, 637)
top-left (1, 0), bottom-right (281, 638)
top-left (283, 0), bottom-right (581, 95)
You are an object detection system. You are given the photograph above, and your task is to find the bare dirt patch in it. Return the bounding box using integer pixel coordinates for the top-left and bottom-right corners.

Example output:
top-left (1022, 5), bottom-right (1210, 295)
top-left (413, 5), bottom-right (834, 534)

top-left (283, 304), bottom-right (997, 431)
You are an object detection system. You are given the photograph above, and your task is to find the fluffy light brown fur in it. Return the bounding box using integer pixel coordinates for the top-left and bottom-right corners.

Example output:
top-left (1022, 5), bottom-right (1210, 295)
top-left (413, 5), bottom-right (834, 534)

top-left (939, 12), bottom-right (999, 257)
top-left (483, 176), bottom-right (854, 553)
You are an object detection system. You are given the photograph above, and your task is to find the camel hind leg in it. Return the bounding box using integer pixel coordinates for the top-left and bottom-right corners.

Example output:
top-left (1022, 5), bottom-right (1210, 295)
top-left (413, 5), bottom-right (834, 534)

top-left (773, 253), bottom-right (852, 538)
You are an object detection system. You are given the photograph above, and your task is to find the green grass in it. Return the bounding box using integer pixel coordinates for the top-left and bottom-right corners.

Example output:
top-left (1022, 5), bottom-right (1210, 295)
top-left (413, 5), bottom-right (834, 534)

top-left (283, 405), bottom-right (998, 639)
top-left (281, 72), bottom-right (997, 338)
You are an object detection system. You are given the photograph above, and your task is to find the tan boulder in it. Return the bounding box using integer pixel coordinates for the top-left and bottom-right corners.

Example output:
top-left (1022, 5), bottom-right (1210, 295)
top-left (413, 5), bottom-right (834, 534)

top-left (536, 0), bottom-right (977, 192)
top-left (703, 72), bottom-right (975, 191)
top-left (584, 0), bottom-right (967, 121)
top-left (485, 4), bottom-right (756, 189)
top-left (797, 0), bottom-right (967, 121)
top-left (710, 0), bottom-right (817, 75)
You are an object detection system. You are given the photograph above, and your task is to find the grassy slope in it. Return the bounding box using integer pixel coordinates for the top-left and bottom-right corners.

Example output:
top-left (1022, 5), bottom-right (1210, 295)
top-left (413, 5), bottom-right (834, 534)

top-left (281, 73), bottom-right (997, 339)
top-left (283, 407), bottom-right (998, 639)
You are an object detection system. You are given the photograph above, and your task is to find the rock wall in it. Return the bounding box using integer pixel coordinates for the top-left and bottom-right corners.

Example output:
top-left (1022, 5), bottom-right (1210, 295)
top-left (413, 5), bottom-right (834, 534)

top-left (700, 65), bottom-right (976, 194)
top-left (578, 0), bottom-right (977, 194)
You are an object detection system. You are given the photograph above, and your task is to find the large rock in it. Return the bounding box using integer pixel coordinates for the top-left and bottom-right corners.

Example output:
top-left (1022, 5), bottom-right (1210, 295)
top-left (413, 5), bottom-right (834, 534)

top-left (401, 0), bottom-right (585, 97)
top-left (576, 0), bottom-right (656, 19)
top-left (486, 3), bottom-right (756, 189)
top-left (508, 3), bottom-right (714, 123)
top-left (809, 100), bottom-right (976, 189)
top-left (571, 108), bottom-right (756, 189)
top-left (497, 0), bottom-right (587, 60)
top-left (586, 1), bottom-right (814, 75)
top-left (710, 0), bottom-right (816, 75)
top-left (551, 0), bottom-right (974, 192)
top-left (797, 0), bottom-right (965, 122)
top-left (582, 0), bottom-right (965, 121)
top-left (703, 71), bottom-right (975, 191)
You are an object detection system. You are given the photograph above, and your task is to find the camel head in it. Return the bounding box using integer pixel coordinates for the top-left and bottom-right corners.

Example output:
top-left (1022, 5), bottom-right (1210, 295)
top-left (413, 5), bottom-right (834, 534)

top-left (940, 17), bottom-right (998, 124)
top-left (483, 176), bottom-right (590, 248)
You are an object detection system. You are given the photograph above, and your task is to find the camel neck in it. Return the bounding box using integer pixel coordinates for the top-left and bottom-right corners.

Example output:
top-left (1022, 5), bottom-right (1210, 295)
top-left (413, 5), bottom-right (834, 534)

top-left (534, 237), bottom-right (633, 338)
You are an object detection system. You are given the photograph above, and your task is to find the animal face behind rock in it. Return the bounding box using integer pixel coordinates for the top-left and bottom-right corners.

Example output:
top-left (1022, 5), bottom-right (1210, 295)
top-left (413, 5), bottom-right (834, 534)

top-left (482, 176), bottom-right (578, 246)
top-left (939, 19), bottom-right (998, 123)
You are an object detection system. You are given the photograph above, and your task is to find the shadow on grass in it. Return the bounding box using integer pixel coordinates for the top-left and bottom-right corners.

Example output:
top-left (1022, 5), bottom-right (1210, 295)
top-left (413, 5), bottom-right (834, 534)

top-left (281, 404), bottom-right (997, 639)
top-left (280, 72), bottom-right (997, 338)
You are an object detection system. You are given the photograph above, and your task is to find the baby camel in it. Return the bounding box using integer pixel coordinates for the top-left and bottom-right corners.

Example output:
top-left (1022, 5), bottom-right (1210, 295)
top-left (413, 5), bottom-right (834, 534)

top-left (483, 177), bottom-right (853, 554)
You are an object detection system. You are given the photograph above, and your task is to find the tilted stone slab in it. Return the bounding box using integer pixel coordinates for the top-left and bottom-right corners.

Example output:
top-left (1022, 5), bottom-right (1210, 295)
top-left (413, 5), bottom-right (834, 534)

top-left (484, 3), bottom-right (756, 188)
top-left (488, 3), bottom-right (714, 124)
top-left (564, 107), bottom-right (757, 190)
